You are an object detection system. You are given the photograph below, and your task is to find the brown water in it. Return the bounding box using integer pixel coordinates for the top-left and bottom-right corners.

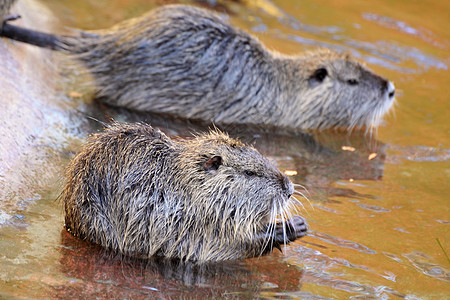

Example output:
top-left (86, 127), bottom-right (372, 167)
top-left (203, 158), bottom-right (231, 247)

top-left (0, 0), bottom-right (449, 299)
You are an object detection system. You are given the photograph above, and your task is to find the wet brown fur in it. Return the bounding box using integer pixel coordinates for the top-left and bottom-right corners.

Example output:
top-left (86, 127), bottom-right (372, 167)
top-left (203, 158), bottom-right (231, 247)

top-left (63, 122), bottom-right (307, 262)
top-left (1, 4), bottom-right (395, 131)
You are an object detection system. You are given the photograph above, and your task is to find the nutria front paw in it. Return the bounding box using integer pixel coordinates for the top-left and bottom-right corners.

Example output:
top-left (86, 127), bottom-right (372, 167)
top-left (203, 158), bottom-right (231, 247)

top-left (275, 215), bottom-right (308, 242)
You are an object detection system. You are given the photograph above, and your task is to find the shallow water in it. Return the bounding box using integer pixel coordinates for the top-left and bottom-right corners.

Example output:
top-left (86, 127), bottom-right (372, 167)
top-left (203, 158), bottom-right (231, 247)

top-left (0, 0), bottom-right (449, 299)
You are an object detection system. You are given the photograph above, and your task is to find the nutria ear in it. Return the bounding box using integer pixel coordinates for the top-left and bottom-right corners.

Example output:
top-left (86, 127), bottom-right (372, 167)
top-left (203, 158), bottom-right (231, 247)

top-left (309, 67), bottom-right (328, 86)
top-left (204, 155), bottom-right (222, 171)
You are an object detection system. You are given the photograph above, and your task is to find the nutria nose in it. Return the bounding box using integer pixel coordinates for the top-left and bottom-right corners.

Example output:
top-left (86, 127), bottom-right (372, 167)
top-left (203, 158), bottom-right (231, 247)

top-left (281, 175), bottom-right (294, 197)
top-left (387, 81), bottom-right (395, 98)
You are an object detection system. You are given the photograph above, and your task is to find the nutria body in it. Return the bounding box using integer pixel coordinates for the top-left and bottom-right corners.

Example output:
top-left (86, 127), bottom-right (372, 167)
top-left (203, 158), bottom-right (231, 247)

top-left (63, 122), bottom-right (307, 262)
top-left (1, 5), bottom-right (395, 130)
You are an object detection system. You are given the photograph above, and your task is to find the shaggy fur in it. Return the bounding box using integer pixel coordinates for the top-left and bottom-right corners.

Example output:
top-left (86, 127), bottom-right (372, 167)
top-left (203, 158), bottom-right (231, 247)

top-left (1, 4), bottom-right (395, 131)
top-left (63, 123), bottom-right (307, 262)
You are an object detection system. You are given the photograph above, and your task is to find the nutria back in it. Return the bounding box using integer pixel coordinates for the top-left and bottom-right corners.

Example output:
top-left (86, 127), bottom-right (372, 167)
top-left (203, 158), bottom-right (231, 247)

top-left (59, 5), bottom-right (395, 131)
top-left (63, 123), bottom-right (307, 262)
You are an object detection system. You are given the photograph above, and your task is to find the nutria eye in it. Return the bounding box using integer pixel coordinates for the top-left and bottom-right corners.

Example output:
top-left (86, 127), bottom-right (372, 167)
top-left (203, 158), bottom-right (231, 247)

top-left (347, 79), bottom-right (359, 85)
top-left (244, 170), bottom-right (255, 177)
top-left (311, 68), bottom-right (328, 83)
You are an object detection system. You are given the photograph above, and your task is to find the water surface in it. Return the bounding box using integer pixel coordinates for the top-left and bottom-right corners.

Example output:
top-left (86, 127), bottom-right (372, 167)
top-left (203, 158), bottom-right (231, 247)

top-left (0, 0), bottom-right (448, 298)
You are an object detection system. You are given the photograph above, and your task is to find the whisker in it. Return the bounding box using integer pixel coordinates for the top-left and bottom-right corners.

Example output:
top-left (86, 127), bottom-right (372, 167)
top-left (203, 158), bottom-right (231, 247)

top-left (282, 207), bottom-right (291, 247)
top-left (260, 199), bottom-right (277, 256)
top-left (292, 195), bottom-right (313, 214)
top-left (269, 201), bottom-right (278, 252)
top-left (293, 190), bottom-right (309, 203)
top-left (288, 195), bottom-right (306, 216)
top-left (293, 185), bottom-right (311, 200)
top-left (285, 200), bottom-right (294, 219)
top-left (292, 183), bottom-right (309, 192)
top-left (277, 197), bottom-right (288, 247)
top-left (293, 190), bottom-right (313, 210)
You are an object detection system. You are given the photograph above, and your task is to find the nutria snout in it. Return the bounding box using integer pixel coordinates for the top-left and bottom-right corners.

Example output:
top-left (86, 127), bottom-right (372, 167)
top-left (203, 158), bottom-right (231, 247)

top-left (1, 4), bottom-right (395, 131)
top-left (63, 123), bottom-right (308, 262)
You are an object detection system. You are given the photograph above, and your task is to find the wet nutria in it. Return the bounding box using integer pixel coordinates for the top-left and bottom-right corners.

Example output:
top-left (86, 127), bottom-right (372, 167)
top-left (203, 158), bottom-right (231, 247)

top-left (1, 4), bottom-right (395, 131)
top-left (63, 122), bottom-right (307, 262)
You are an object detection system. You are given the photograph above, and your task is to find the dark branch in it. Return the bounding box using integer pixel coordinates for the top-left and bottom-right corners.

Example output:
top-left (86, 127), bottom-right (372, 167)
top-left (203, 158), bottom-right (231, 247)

top-left (1, 20), bottom-right (60, 50)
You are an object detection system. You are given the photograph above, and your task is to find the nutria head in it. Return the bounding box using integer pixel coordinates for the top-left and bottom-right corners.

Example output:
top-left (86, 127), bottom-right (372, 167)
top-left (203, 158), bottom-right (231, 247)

top-left (279, 49), bottom-right (395, 131)
top-left (175, 130), bottom-right (295, 232)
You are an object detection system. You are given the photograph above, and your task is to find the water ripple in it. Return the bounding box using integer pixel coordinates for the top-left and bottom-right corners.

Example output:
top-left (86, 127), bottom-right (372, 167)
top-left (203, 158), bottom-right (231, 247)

top-left (309, 231), bottom-right (377, 254)
top-left (387, 145), bottom-right (450, 163)
top-left (346, 40), bottom-right (447, 71)
top-left (356, 203), bottom-right (391, 213)
top-left (362, 13), bottom-right (449, 49)
top-left (288, 246), bottom-right (421, 298)
top-left (302, 270), bottom-right (415, 299)
top-left (403, 252), bottom-right (450, 282)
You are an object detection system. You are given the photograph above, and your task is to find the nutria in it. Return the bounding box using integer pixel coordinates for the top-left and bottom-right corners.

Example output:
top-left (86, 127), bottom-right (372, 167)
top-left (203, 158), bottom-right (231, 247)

top-left (1, 4), bottom-right (395, 131)
top-left (63, 122), bottom-right (307, 262)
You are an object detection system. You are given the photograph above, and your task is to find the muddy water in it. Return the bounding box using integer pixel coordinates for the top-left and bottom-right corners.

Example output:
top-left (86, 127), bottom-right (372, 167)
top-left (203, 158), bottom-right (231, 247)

top-left (0, 0), bottom-right (449, 299)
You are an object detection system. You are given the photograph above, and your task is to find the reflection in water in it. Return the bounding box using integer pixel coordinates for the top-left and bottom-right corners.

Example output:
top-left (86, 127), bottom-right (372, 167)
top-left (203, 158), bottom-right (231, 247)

top-left (57, 230), bottom-right (304, 298)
